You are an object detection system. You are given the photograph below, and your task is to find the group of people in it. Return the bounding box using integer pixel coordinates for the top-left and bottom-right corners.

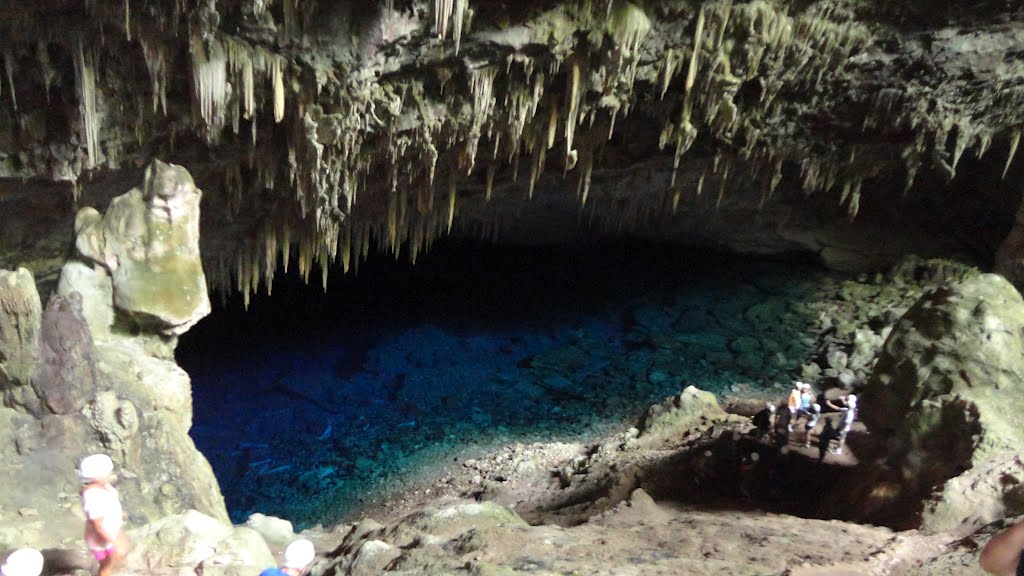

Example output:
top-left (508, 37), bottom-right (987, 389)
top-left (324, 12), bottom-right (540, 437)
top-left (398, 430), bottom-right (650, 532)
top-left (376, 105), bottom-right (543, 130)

top-left (752, 381), bottom-right (859, 456)
top-left (0, 454), bottom-right (316, 576)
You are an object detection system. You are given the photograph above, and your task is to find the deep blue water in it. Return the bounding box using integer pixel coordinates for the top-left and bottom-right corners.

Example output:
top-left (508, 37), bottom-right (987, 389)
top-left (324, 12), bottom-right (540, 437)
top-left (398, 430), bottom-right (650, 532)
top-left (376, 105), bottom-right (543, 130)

top-left (178, 240), bottom-right (829, 528)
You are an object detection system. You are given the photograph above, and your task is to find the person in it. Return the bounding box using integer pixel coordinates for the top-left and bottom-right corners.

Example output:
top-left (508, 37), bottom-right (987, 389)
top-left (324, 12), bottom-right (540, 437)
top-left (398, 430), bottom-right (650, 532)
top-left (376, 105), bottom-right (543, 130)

top-left (786, 383), bottom-right (802, 432)
top-left (802, 403), bottom-right (821, 448)
top-left (79, 453), bottom-right (128, 576)
top-left (738, 452), bottom-right (759, 500)
top-left (1, 548), bottom-right (44, 576)
top-left (260, 538), bottom-right (316, 576)
top-left (817, 418), bottom-right (836, 462)
top-left (826, 394), bottom-right (857, 454)
top-left (798, 384), bottom-right (814, 419)
top-left (980, 518), bottom-right (1024, 575)
top-left (752, 403), bottom-right (775, 440)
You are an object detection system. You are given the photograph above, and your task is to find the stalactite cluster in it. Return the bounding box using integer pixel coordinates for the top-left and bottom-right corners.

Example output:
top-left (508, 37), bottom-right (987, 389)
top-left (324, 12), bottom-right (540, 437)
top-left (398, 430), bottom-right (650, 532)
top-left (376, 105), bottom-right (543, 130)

top-left (0, 0), bottom-right (1022, 302)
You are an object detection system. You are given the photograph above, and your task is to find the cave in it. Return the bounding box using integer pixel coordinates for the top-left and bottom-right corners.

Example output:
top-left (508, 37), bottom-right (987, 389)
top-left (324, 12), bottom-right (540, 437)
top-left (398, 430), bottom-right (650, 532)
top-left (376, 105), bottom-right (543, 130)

top-left (2, 0), bottom-right (1024, 573)
top-left (177, 238), bottom-right (834, 527)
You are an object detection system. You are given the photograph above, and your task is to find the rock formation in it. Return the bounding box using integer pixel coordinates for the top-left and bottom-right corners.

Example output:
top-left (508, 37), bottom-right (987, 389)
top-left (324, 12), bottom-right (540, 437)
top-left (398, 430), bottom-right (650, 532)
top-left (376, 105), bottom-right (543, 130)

top-left (862, 273), bottom-right (1024, 534)
top-left (0, 161), bottom-right (226, 553)
top-left (1, 1), bottom-right (1023, 298)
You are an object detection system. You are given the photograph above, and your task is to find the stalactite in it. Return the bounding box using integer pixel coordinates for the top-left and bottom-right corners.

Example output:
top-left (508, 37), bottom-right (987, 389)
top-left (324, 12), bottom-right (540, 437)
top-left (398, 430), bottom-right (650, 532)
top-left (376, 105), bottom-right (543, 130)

top-left (716, 162), bottom-right (730, 208)
top-left (272, 57), bottom-right (285, 123)
top-left (341, 225), bottom-right (352, 273)
top-left (566, 59), bottom-right (582, 162)
top-left (141, 38), bottom-right (168, 115)
top-left (661, 47), bottom-right (674, 100)
top-left (191, 34), bottom-right (228, 129)
top-left (3, 49), bottom-right (17, 111)
top-left (124, 0), bottom-right (131, 41)
top-left (485, 164), bottom-right (495, 202)
top-left (74, 38), bottom-right (101, 168)
top-left (447, 173), bottom-right (457, 232)
top-left (1005, 129), bottom-right (1021, 179)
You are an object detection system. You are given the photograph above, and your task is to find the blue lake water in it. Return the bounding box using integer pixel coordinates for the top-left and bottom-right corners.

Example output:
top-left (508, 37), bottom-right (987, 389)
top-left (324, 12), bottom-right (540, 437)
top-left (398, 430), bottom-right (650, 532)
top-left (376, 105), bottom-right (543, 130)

top-left (178, 240), bottom-right (831, 528)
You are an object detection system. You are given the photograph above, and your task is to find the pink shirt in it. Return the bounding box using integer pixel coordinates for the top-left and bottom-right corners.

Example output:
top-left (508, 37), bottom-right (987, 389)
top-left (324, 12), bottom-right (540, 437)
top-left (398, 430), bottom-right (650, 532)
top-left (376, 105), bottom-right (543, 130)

top-left (82, 485), bottom-right (123, 549)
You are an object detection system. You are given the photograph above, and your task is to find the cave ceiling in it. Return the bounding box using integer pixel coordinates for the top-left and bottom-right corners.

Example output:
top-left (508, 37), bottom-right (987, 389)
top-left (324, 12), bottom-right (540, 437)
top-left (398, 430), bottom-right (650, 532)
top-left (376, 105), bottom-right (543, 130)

top-left (1, 0), bottom-right (1023, 301)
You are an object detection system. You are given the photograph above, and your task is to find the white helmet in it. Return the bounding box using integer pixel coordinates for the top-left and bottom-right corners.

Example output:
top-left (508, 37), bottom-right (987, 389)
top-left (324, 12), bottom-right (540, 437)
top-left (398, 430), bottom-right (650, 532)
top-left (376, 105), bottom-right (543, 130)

top-left (283, 539), bottom-right (315, 570)
top-left (847, 394), bottom-right (858, 407)
top-left (79, 454), bottom-right (114, 483)
top-left (2, 548), bottom-right (44, 576)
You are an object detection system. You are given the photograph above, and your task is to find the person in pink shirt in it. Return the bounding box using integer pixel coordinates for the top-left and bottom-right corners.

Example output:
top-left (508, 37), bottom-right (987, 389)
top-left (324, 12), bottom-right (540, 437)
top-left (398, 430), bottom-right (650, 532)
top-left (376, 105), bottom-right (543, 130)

top-left (79, 454), bottom-right (128, 576)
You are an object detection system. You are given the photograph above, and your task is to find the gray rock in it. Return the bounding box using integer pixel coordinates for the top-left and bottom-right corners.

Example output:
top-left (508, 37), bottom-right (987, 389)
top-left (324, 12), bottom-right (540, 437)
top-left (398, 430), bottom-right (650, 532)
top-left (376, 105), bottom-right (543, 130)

top-left (825, 347), bottom-right (849, 371)
top-left (33, 292), bottom-right (97, 415)
top-left (124, 510), bottom-right (274, 576)
top-left (73, 160), bottom-right (211, 336)
top-left (57, 261), bottom-right (114, 338)
top-left (636, 386), bottom-right (726, 449)
top-left (863, 273), bottom-right (1024, 533)
top-left (0, 268), bottom-right (42, 390)
top-left (245, 513), bottom-right (297, 548)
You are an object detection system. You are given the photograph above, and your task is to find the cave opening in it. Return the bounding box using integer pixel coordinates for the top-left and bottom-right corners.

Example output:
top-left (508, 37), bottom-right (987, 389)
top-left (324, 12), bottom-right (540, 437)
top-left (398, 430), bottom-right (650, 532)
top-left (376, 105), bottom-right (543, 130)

top-left (177, 238), bottom-right (837, 529)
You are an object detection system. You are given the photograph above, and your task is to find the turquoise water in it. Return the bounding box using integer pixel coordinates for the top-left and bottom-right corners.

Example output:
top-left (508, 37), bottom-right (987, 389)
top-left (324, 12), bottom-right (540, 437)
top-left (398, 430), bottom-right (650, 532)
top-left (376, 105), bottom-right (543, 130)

top-left (179, 240), bottom-right (830, 528)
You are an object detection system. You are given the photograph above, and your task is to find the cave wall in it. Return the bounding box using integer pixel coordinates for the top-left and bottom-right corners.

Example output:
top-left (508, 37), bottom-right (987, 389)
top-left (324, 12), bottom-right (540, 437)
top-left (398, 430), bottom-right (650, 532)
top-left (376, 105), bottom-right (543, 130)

top-left (1, 0), bottom-right (1023, 302)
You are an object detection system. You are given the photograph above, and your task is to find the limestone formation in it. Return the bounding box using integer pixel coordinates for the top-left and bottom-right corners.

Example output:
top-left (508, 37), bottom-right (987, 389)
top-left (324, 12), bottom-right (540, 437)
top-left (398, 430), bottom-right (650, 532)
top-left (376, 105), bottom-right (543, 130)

top-left (636, 385), bottom-right (727, 449)
top-left (74, 160), bottom-right (211, 336)
top-left (0, 267), bottom-right (42, 393)
top-left (124, 510), bottom-right (275, 576)
top-left (862, 273), bottom-right (1024, 533)
top-left (2, 2), bottom-right (1023, 300)
top-left (0, 160), bottom-right (230, 551)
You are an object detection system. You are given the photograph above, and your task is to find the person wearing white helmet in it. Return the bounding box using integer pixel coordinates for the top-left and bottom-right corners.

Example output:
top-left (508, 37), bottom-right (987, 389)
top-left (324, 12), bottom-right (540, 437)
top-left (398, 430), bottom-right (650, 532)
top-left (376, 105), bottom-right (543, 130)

top-left (802, 403), bottom-right (821, 448)
top-left (78, 454), bottom-right (128, 576)
top-left (826, 394), bottom-right (858, 454)
top-left (260, 538), bottom-right (315, 576)
top-left (1, 548), bottom-right (44, 576)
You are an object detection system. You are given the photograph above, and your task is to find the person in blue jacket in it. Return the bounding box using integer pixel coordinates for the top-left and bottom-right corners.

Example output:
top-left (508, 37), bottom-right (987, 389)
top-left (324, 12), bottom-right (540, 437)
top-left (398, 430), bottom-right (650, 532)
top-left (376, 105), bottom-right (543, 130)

top-left (261, 539), bottom-right (315, 576)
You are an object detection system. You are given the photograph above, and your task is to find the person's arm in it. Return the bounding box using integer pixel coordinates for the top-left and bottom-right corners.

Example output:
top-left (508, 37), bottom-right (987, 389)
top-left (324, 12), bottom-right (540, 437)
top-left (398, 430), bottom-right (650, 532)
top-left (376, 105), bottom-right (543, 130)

top-left (826, 399), bottom-right (841, 411)
top-left (981, 520), bottom-right (1024, 575)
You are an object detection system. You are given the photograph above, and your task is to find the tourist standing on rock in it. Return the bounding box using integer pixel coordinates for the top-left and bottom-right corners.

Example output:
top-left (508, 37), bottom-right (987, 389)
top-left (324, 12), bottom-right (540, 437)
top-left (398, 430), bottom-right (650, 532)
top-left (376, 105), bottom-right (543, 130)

top-left (802, 403), bottom-right (821, 448)
top-left (798, 384), bottom-right (814, 419)
top-left (980, 518), bottom-right (1024, 575)
top-left (826, 394), bottom-right (857, 454)
top-left (752, 403), bottom-right (775, 440)
top-left (1, 548), bottom-right (44, 576)
top-left (260, 539), bottom-right (316, 576)
top-left (79, 453), bottom-right (128, 576)
top-left (786, 383), bottom-right (802, 432)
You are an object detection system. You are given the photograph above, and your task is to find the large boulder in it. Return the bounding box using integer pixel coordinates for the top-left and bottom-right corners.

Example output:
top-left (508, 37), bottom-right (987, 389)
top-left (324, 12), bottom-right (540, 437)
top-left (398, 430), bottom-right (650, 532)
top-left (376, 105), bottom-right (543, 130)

top-left (861, 273), bottom-right (1024, 533)
top-left (75, 159), bottom-right (211, 336)
top-left (635, 385), bottom-right (727, 449)
top-left (124, 510), bottom-right (275, 576)
top-left (0, 161), bottom-right (229, 551)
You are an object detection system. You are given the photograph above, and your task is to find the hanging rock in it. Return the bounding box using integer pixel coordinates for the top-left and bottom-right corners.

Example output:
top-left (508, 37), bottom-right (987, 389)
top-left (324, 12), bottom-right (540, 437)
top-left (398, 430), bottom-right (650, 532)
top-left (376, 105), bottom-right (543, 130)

top-left (74, 160), bottom-right (211, 336)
